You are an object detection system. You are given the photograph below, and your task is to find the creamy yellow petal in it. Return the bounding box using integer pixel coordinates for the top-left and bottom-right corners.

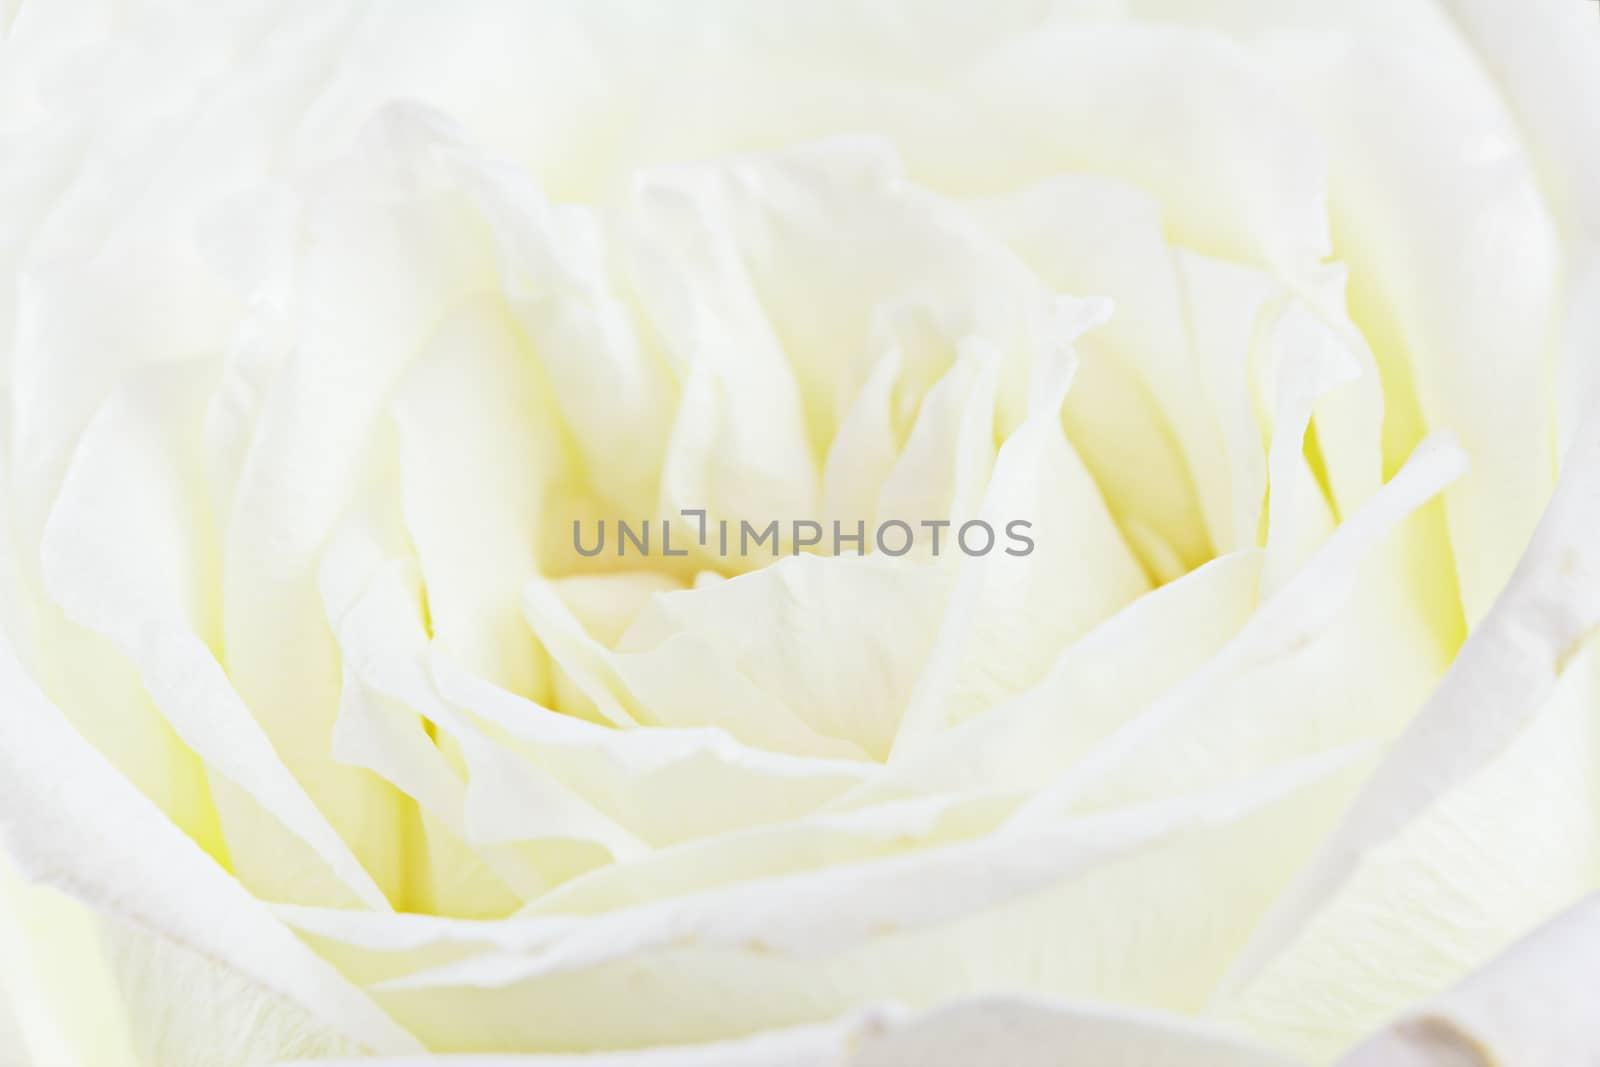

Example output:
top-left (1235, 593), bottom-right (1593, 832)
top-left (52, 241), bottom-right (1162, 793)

top-left (40, 360), bottom-right (391, 910)
top-left (0, 853), bottom-right (136, 1067)
top-left (1338, 894), bottom-right (1600, 1067)
top-left (0, 629), bottom-right (419, 1058)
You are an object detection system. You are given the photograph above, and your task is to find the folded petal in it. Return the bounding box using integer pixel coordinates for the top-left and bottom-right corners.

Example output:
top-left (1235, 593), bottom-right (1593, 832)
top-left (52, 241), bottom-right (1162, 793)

top-left (1257, 23), bottom-right (1561, 626)
top-left (0, 628), bottom-right (421, 1060)
top-left (0, 851), bottom-right (136, 1067)
top-left (275, 995), bottom-right (1301, 1067)
top-left (279, 746), bottom-right (1362, 1052)
top-left (1217, 418), bottom-right (1600, 1061)
top-left (1337, 895), bottom-right (1600, 1067)
top-left (40, 360), bottom-right (393, 911)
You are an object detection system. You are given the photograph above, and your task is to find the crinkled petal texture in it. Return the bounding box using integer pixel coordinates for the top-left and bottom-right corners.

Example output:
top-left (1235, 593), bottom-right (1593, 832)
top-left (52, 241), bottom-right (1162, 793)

top-left (1, 1), bottom-right (1598, 1066)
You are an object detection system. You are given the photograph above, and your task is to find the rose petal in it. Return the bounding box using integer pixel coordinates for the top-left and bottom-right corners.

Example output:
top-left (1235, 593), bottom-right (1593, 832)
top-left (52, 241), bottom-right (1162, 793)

top-left (273, 996), bottom-right (1302, 1067)
top-left (1258, 22), bottom-right (1561, 626)
top-left (614, 553), bottom-right (948, 761)
top-left (276, 745), bottom-right (1363, 1051)
top-left (960, 25), bottom-right (1331, 272)
top-left (390, 297), bottom-right (567, 701)
top-left (848, 996), bottom-right (1304, 1067)
top-left (1216, 416), bottom-right (1600, 1059)
top-left (852, 549), bottom-right (1262, 808)
top-left (1338, 894), bottom-right (1600, 1067)
top-left (1008, 431), bottom-right (1467, 827)
top-left (0, 626), bottom-right (420, 1058)
top-left (0, 852), bottom-right (136, 1067)
top-left (325, 539), bottom-right (647, 865)
top-left (892, 323), bottom-right (1150, 747)
top-left (434, 650), bottom-right (874, 848)
top-left (210, 106), bottom-right (496, 906)
top-left (39, 360), bottom-right (393, 910)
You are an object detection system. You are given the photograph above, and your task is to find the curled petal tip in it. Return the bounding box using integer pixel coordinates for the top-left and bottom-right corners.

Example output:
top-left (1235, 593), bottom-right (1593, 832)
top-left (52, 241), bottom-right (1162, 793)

top-left (1337, 1020), bottom-right (1490, 1067)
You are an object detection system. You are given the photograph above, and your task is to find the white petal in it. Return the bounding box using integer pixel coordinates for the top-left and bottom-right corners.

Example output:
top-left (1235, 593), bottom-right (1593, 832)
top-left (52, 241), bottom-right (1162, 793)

top-left (1258, 24), bottom-right (1561, 625)
top-left (213, 105), bottom-right (497, 906)
top-left (0, 629), bottom-right (420, 1058)
top-left (434, 654), bottom-right (874, 848)
top-left (854, 549), bottom-right (1262, 809)
top-left (625, 159), bottom-right (820, 529)
top-left (1217, 418), bottom-right (1600, 1059)
top-left (968, 174), bottom-right (1215, 575)
top-left (848, 997), bottom-right (1304, 1067)
top-left (390, 297), bottom-right (565, 700)
top-left (326, 542), bottom-right (646, 865)
top-left (40, 361), bottom-right (392, 911)
top-left (1008, 431), bottom-right (1466, 827)
top-left (1175, 252), bottom-right (1276, 555)
top-left (1439, 0), bottom-right (1600, 239)
top-left (321, 513), bottom-right (565, 910)
top-left (961, 24), bottom-right (1330, 272)
top-left (0, 851), bottom-right (136, 1067)
top-left (893, 339), bottom-right (1149, 748)
top-left (1338, 895), bottom-right (1600, 1067)
top-left (1439, 0), bottom-right (1600, 462)
top-left (284, 747), bottom-right (1358, 1052)
top-left (463, 161), bottom-right (676, 518)
top-left (821, 345), bottom-right (907, 530)
top-left (873, 341), bottom-right (1002, 533)
top-left (615, 553), bottom-right (947, 761)
top-left (274, 996), bottom-right (1301, 1067)
top-left (1258, 300), bottom-right (1359, 593)
top-left (274, 1011), bottom-right (875, 1067)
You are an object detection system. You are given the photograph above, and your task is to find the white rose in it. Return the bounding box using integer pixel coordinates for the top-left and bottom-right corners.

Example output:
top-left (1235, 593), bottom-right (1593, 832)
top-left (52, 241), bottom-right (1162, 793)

top-left (2, 1), bottom-right (1599, 1065)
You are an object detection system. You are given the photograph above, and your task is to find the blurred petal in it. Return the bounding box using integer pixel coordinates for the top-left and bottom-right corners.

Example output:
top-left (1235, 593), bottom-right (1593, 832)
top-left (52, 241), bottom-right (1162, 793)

top-left (390, 298), bottom-right (566, 702)
top-left (959, 25), bottom-right (1331, 272)
top-left (848, 997), bottom-right (1304, 1067)
top-left (0, 625), bottom-right (420, 1059)
top-left (0, 851), bottom-right (136, 1067)
top-left (277, 996), bottom-right (1302, 1067)
top-left (1440, 0), bottom-right (1600, 239)
top-left (210, 105), bottom-right (497, 906)
top-left (40, 360), bottom-right (392, 911)
top-left (1441, 0), bottom-right (1600, 463)
top-left (277, 746), bottom-right (1361, 1052)
top-left (276, 1013), bottom-right (866, 1067)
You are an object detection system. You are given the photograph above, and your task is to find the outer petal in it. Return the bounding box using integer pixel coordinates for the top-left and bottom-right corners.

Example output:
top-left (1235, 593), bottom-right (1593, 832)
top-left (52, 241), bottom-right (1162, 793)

top-left (0, 627), bottom-right (422, 1060)
top-left (276, 746), bottom-right (1363, 1052)
top-left (1439, 0), bottom-right (1600, 461)
top-left (1338, 895), bottom-right (1600, 1067)
top-left (1217, 416), bottom-right (1600, 1059)
top-left (1256, 15), bottom-right (1561, 626)
top-left (0, 851), bottom-right (136, 1067)
top-left (0, 990), bottom-right (19, 1067)
top-left (275, 1011), bottom-right (871, 1067)
top-left (956, 24), bottom-right (1331, 273)
top-left (278, 996), bottom-right (1302, 1067)
top-left (847, 997), bottom-right (1304, 1067)
top-left (40, 360), bottom-right (392, 911)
